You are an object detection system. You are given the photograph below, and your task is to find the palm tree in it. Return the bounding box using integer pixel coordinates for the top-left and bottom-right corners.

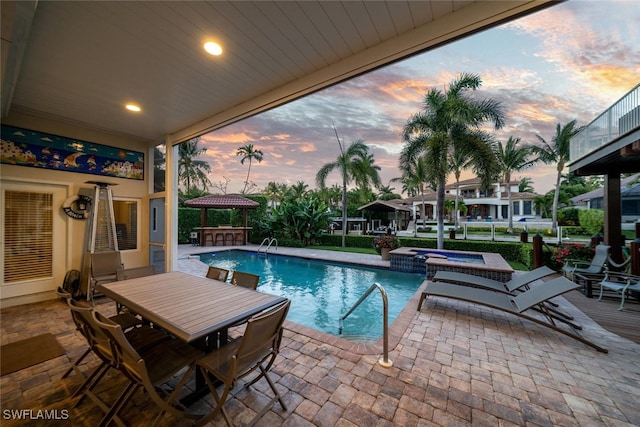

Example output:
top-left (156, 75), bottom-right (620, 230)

top-left (495, 136), bottom-right (537, 233)
top-left (531, 120), bottom-right (582, 232)
top-left (394, 154), bottom-right (431, 236)
top-left (316, 138), bottom-right (381, 247)
top-left (178, 137), bottom-right (212, 192)
top-left (287, 181), bottom-right (309, 201)
top-left (401, 73), bottom-right (504, 249)
top-left (377, 185), bottom-right (400, 200)
top-left (236, 144), bottom-right (264, 194)
top-left (518, 177), bottom-right (535, 193)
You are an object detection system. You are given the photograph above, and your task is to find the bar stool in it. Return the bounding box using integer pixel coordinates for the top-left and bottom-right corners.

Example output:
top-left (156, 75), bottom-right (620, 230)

top-left (214, 231), bottom-right (225, 246)
top-left (225, 231), bottom-right (235, 246)
top-left (233, 230), bottom-right (244, 245)
top-left (203, 232), bottom-right (214, 246)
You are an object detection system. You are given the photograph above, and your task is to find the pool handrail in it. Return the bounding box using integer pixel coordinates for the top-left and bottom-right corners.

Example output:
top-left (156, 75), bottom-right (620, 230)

top-left (339, 282), bottom-right (392, 368)
top-left (258, 237), bottom-right (278, 254)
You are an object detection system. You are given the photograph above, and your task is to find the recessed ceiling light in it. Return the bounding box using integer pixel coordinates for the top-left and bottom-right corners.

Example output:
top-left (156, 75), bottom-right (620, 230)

top-left (125, 104), bottom-right (141, 112)
top-left (204, 41), bottom-right (223, 56)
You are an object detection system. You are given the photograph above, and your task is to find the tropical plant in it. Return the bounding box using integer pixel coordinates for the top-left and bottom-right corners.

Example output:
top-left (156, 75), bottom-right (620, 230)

top-left (316, 133), bottom-right (381, 247)
top-left (372, 234), bottom-right (400, 253)
top-left (401, 73), bottom-right (505, 249)
top-left (236, 144), bottom-right (264, 194)
top-left (494, 136), bottom-right (537, 233)
top-left (269, 196), bottom-right (331, 245)
top-left (531, 120), bottom-right (582, 232)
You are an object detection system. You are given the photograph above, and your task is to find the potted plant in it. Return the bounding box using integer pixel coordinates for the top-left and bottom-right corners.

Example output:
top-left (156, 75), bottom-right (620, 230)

top-left (373, 234), bottom-right (400, 260)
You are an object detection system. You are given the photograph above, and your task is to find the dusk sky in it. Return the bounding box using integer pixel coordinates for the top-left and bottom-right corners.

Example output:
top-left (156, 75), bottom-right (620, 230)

top-left (199, 1), bottom-right (640, 196)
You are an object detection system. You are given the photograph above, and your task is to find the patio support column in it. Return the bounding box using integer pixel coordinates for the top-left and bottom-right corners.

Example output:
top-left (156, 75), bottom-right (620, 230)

top-left (604, 173), bottom-right (623, 264)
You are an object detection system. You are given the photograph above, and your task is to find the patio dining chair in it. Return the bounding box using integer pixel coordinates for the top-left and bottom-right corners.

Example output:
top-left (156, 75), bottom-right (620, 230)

top-left (93, 311), bottom-right (204, 425)
top-left (115, 265), bottom-right (156, 314)
top-left (56, 286), bottom-right (141, 382)
top-left (89, 251), bottom-right (123, 301)
top-left (192, 299), bottom-right (291, 427)
top-left (562, 244), bottom-right (610, 280)
top-left (598, 271), bottom-right (640, 310)
top-left (230, 270), bottom-right (260, 290)
top-left (206, 266), bottom-right (230, 282)
top-left (66, 300), bottom-right (171, 426)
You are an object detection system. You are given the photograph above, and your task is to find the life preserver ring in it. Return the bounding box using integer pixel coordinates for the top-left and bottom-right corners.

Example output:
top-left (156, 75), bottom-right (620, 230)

top-left (62, 194), bottom-right (92, 220)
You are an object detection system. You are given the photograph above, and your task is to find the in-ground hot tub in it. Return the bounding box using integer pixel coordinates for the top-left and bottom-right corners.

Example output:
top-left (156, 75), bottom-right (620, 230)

top-left (390, 247), bottom-right (514, 283)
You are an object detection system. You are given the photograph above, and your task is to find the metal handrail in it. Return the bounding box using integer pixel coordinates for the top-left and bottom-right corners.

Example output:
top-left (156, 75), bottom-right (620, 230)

top-left (339, 283), bottom-right (392, 367)
top-left (257, 237), bottom-right (278, 254)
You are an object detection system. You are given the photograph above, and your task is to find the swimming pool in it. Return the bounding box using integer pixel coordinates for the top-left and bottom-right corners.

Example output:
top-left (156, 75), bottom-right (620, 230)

top-left (198, 250), bottom-right (424, 341)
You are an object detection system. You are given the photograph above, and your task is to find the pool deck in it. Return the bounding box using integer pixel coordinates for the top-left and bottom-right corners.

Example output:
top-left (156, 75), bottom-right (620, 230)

top-left (1, 244), bottom-right (639, 426)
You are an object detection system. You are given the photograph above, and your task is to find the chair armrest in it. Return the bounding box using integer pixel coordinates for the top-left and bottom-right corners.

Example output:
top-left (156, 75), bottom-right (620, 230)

top-left (563, 259), bottom-right (592, 268)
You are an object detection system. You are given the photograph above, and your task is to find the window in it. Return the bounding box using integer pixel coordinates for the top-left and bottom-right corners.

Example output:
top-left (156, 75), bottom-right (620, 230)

top-left (3, 191), bottom-right (53, 283)
top-left (523, 201), bottom-right (532, 215)
top-left (153, 144), bottom-right (166, 193)
top-left (113, 199), bottom-right (138, 251)
top-left (512, 201), bottom-right (520, 215)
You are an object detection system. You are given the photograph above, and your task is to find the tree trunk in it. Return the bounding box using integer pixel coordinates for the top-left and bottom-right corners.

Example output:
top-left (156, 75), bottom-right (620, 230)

top-left (552, 163), bottom-right (563, 232)
top-left (436, 180), bottom-right (445, 249)
top-left (341, 181), bottom-right (347, 247)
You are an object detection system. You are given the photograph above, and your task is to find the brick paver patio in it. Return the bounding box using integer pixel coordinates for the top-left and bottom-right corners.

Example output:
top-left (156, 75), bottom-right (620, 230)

top-left (1, 245), bottom-right (638, 426)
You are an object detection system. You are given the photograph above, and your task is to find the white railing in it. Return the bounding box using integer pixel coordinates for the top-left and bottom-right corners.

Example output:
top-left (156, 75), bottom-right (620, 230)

top-left (570, 84), bottom-right (640, 163)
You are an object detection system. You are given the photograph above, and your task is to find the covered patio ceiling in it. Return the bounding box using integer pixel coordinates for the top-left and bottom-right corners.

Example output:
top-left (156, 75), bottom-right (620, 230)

top-left (2, 1), bottom-right (556, 146)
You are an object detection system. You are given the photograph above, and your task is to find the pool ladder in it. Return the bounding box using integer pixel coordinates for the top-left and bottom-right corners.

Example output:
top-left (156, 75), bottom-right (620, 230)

top-left (258, 237), bottom-right (278, 254)
top-left (339, 283), bottom-right (392, 368)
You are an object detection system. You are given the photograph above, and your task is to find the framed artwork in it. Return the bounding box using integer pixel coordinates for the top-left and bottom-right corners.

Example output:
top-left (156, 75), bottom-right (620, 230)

top-left (1, 125), bottom-right (144, 180)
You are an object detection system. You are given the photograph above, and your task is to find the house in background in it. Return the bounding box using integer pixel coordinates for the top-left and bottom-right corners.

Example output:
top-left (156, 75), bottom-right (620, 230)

top-left (571, 173), bottom-right (640, 224)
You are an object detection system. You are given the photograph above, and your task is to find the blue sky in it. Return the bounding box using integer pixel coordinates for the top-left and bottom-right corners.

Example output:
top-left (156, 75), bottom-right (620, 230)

top-left (200, 1), bottom-right (640, 196)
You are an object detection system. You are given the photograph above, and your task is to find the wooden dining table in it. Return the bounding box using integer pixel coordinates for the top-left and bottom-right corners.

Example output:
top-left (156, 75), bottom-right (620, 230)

top-left (95, 271), bottom-right (286, 344)
top-left (96, 271), bottom-right (287, 405)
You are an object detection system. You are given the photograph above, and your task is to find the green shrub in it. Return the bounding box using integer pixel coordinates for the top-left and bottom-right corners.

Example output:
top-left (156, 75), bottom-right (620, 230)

top-left (578, 209), bottom-right (604, 235)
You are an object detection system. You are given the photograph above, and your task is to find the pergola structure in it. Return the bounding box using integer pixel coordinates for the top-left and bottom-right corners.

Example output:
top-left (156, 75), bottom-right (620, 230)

top-left (184, 194), bottom-right (259, 245)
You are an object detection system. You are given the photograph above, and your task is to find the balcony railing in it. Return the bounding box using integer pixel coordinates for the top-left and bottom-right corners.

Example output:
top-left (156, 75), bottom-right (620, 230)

top-left (570, 84), bottom-right (640, 163)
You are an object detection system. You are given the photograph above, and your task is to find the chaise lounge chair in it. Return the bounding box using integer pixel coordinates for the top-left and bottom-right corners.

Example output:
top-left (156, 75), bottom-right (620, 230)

top-left (417, 276), bottom-right (607, 353)
top-left (432, 266), bottom-right (555, 294)
top-left (431, 266), bottom-right (579, 328)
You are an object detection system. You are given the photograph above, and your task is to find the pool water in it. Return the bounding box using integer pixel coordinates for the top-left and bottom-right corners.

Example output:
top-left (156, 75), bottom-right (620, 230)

top-left (198, 250), bottom-right (424, 341)
top-left (415, 249), bottom-right (484, 264)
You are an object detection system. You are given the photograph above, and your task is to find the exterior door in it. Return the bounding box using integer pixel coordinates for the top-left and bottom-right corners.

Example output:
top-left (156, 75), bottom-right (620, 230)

top-left (1, 180), bottom-right (68, 306)
top-left (149, 196), bottom-right (165, 273)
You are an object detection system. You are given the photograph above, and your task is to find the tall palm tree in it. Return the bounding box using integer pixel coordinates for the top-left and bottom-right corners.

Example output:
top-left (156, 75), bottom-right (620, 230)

top-left (178, 137), bottom-right (212, 192)
top-left (236, 144), bottom-right (264, 194)
top-left (495, 136), bottom-right (537, 233)
top-left (316, 138), bottom-right (381, 247)
top-left (401, 73), bottom-right (505, 249)
top-left (531, 120), bottom-right (582, 232)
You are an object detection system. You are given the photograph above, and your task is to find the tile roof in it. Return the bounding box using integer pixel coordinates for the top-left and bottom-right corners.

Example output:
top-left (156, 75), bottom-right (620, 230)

top-left (183, 194), bottom-right (259, 209)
